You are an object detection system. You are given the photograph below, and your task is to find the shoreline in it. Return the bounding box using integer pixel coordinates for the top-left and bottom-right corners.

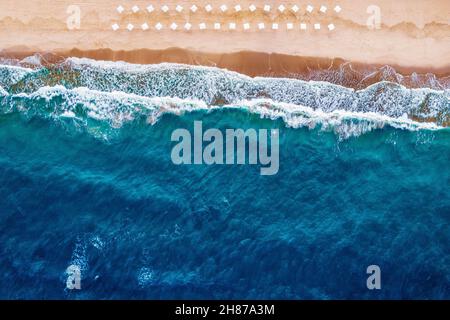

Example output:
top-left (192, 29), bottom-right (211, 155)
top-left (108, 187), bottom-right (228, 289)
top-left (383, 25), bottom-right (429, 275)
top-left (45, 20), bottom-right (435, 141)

top-left (1, 48), bottom-right (449, 90)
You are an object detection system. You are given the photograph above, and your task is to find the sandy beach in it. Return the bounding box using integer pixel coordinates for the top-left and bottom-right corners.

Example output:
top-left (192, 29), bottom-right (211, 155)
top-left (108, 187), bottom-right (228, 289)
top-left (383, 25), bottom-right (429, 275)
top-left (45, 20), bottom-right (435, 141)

top-left (0, 0), bottom-right (449, 76)
top-left (1, 2), bottom-right (450, 302)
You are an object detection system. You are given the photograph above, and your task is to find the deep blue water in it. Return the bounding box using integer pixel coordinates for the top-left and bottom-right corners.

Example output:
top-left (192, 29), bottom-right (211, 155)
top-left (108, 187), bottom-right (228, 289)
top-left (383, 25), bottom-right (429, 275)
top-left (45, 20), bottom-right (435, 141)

top-left (0, 109), bottom-right (449, 299)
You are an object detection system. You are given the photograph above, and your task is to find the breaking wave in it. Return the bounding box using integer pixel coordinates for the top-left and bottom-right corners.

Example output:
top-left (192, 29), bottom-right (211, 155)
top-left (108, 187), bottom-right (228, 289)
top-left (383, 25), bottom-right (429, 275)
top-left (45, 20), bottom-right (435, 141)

top-left (0, 85), bottom-right (445, 140)
top-left (0, 57), bottom-right (449, 138)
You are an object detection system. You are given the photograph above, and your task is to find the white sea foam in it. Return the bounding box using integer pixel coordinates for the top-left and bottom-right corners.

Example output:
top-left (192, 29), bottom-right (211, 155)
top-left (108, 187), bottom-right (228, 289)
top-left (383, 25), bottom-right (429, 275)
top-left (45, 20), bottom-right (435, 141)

top-left (0, 64), bottom-right (33, 73)
top-left (232, 99), bottom-right (442, 139)
top-left (0, 85), bottom-right (7, 96)
top-left (70, 238), bottom-right (88, 273)
top-left (57, 58), bottom-right (450, 126)
top-left (1, 57), bottom-right (448, 133)
top-left (3, 85), bottom-right (444, 139)
top-left (66, 57), bottom-right (246, 77)
top-left (20, 54), bottom-right (43, 66)
top-left (137, 267), bottom-right (155, 287)
top-left (0, 64), bottom-right (34, 89)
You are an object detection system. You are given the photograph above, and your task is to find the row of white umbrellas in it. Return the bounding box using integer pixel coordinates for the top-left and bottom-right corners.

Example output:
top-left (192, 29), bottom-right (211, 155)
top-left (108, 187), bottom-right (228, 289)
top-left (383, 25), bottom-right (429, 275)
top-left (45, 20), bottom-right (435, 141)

top-left (112, 22), bottom-right (336, 31)
top-left (116, 4), bottom-right (342, 14)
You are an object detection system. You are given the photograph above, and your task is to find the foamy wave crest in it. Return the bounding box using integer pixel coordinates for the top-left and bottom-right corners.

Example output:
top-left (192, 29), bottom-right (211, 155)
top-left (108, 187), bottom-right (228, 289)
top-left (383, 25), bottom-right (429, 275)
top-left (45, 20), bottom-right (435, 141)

top-left (235, 99), bottom-right (442, 139)
top-left (2, 58), bottom-right (448, 126)
top-left (0, 64), bottom-right (34, 92)
top-left (1, 85), bottom-right (444, 139)
top-left (3, 85), bottom-right (209, 128)
top-left (306, 63), bottom-right (450, 90)
top-left (0, 85), bottom-right (7, 96)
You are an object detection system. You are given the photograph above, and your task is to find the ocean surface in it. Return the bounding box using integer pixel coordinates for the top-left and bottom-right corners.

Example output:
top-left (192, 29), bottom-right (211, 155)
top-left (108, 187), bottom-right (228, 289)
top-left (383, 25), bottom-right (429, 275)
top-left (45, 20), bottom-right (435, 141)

top-left (0, 58), bottom-right (449, 299)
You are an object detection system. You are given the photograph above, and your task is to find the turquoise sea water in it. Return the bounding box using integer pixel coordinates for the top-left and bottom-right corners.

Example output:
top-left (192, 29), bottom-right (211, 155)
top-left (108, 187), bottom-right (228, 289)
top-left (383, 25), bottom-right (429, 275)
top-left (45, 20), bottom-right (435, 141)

top-left (0, 59), bottom-right (449, 299)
